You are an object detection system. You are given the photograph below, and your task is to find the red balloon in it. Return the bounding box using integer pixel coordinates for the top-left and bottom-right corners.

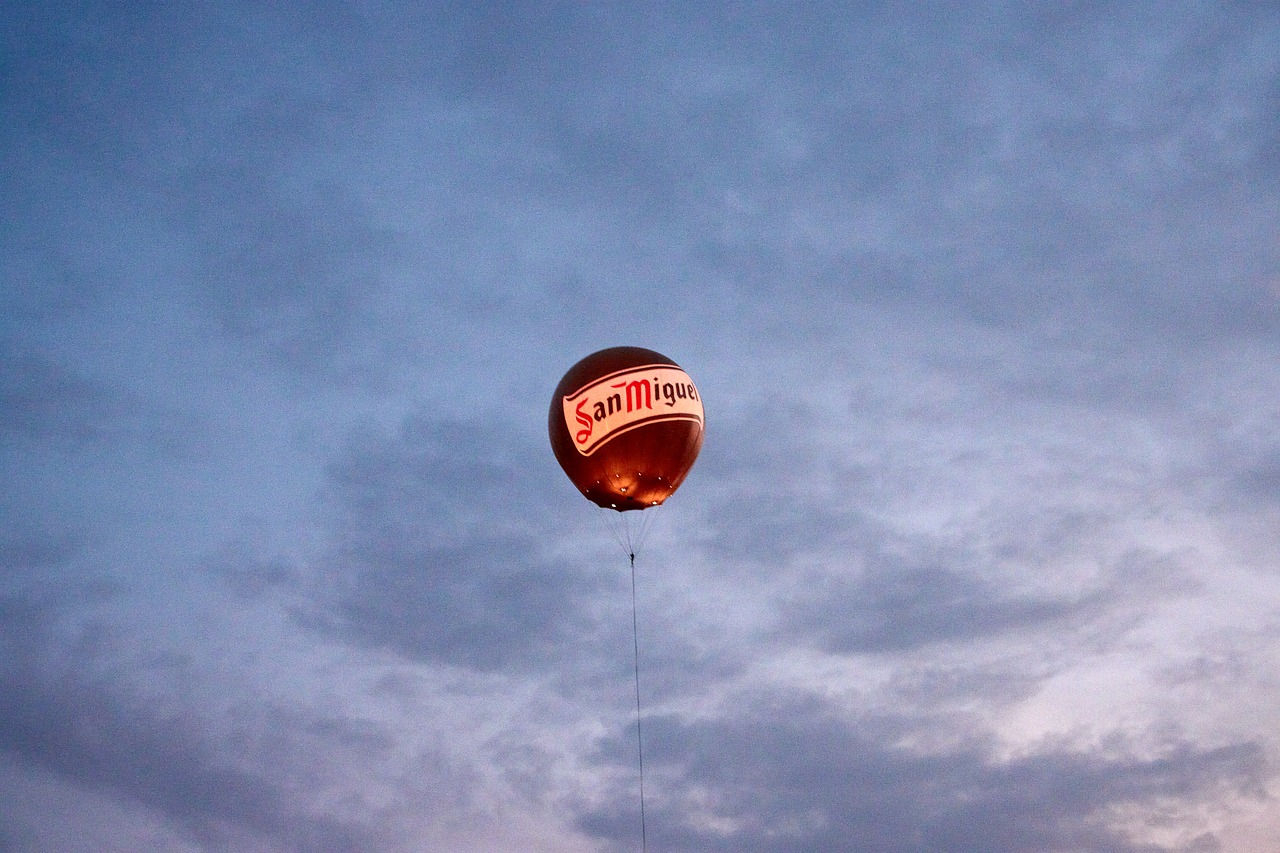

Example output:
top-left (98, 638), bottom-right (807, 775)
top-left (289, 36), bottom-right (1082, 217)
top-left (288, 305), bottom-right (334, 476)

top-left (549, 347), bottom-right (704, 511)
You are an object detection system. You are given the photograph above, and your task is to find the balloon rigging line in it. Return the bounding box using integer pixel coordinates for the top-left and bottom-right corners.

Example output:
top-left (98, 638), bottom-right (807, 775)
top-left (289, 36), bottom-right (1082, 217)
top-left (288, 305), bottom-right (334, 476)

top-left (630, 549), bottom-right (648, 853)
top-left (630, 505), bottom-right (659, 556)
top-left (604, 513), bottom-right (631, 556)
top-left (600, 506), bottom-right (660, 563)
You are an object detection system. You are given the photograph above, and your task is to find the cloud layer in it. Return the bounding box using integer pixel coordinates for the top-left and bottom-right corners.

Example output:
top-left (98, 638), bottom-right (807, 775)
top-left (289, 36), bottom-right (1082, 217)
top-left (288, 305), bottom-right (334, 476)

top-left (3, 2), bottom-right (1279, 850)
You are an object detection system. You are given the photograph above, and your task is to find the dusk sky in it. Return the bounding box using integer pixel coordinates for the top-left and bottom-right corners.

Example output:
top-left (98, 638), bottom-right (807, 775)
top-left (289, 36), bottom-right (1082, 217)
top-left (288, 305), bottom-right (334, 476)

top-left (3, 3), bottom-right (1280, 851)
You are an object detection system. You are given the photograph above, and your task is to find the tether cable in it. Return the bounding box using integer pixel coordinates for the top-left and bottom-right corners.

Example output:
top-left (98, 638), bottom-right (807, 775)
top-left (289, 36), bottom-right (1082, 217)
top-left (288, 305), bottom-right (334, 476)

top-left (598, 508), bottom-right (655, 851)
top-left (630, 550), bottom-right (648, 852)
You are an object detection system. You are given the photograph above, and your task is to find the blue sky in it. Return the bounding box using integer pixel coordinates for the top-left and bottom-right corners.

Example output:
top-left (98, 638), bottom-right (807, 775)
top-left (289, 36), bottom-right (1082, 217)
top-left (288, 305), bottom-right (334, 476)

top-left (3, 2), bottom-right (1279, 850)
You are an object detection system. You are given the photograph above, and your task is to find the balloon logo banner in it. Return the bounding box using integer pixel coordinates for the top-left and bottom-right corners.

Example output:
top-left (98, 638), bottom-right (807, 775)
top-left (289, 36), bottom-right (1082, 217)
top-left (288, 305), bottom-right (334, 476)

top-left (561, 364), bottom-right (702, 455)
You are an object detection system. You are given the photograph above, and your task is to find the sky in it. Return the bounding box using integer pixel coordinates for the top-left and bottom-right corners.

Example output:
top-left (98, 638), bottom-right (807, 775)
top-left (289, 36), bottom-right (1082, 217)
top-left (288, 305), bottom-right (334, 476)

top-left (2, 2), bottom-right (1279, 851)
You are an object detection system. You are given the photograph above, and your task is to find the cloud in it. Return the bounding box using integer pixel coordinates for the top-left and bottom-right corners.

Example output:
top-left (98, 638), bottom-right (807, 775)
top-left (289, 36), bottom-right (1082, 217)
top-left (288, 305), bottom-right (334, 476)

top-left (203, 538), bottom-right (302, 601)
top-left (771, 523), bottom-right (1200, 660)
top-left (0, 352), bottom-right (136, 446)
top-left (302, 415), bottom-right (610, 673)
top-left (579, 694), bottom-right (1265, 853)
top-left (0, 595), bottom-right (369, 852)
top-left (787, 559), bottom-right (1086, 656)
top-left (173, 166), bottom-right (405, 382)
top-left (0, 523), bottom-right (83, 573)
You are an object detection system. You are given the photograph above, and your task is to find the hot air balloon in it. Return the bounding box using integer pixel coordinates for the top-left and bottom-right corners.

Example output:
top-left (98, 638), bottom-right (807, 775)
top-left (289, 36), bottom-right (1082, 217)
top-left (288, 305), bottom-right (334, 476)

top-left (549, 346), bottom-right (704, 512)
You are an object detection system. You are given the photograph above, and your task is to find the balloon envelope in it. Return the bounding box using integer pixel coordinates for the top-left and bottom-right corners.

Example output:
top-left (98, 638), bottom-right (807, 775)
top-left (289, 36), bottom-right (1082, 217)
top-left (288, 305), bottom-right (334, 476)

top-left (549, 346), bottom-right (704, 511)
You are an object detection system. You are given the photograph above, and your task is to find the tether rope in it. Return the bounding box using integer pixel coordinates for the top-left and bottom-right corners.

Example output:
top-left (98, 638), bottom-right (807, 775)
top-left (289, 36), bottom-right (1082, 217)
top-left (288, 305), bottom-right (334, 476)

top-left (598, 508), bottom-right (656, 851)
top-left (630, 549), bottom-right (648, 852)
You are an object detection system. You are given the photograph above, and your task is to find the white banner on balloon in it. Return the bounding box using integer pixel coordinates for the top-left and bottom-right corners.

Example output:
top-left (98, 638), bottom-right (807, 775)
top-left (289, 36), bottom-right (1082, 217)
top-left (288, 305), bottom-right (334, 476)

top-left (561, 364), bottom-right (703, 456)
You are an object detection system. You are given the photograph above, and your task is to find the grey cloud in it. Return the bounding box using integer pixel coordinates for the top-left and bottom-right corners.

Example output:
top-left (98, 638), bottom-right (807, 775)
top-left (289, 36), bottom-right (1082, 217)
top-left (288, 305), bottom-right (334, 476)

top-left (776, 518), bottom-right (1193, 658)
top-left (1189, 440), bottom-right (1280, 527)
top-left (1, 3), bottom-right (355, 173)
top-left (22, 0), bottom-right (1274, 400)
top-left (204, 539), bottom-right (301, 601)
top-left (586, 5), bottom-right (1280, 347)
top-left (1238, 454), bottom-right (1280, 505)
top-left (788, 559), bottom-right (1086, 656)
top-left (3, 6), bottom-right (414, 384)
top-left (0, 353), bottom-right (135, 446)
top-left (317, 533), bottom-right (591, 672)
top-left (0, 596), bottom-right (368, 852)
top-left (184, 172), bottom-right (400, 382)
top-left (691, 391), bottom-right (1191, 658)
top-left (580, 696), bottom-right (1264, 853)
top-left (687, 400), bottom-right (878, 573)
top-left (305, 415), bottom-right (607, 672)
top-left (0, 525), bottom-right (83, 572)
top-left (0, 349), bottom-right (203, 461)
